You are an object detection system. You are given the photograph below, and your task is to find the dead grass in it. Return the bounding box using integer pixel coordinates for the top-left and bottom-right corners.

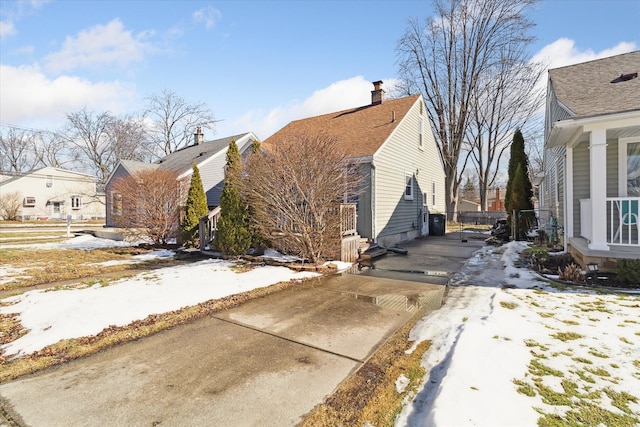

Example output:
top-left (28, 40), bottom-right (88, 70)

top-left (0, 279), bottom-right (304, 383)
top-left (298, 313), bottom-right (431, 427)
top-left (0, 247), bottom-right (176, 292)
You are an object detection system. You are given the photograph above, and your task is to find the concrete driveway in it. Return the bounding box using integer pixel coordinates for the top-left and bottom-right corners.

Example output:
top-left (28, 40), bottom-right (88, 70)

top-left (0, 234), bottom-right (483, 427)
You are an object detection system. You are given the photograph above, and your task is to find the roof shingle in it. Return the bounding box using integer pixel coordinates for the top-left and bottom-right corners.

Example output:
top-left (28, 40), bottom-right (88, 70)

top-left (549, 50), bottom-right (640, 119)
top-left (263, 95), bottom-right (420, 158)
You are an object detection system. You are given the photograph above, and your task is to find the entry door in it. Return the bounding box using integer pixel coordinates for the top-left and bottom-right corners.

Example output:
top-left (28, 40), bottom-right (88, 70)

top-left (52, 202), bottom-right (62, 219)
top-left (422, 193), bottom-right (429, 236)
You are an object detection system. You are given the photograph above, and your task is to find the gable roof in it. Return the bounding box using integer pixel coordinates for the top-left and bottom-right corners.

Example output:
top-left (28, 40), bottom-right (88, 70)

top-left (156, 133), bottom-right (254, 173)
top-left (0, 166), bottom-right (96, 186)
top-left (549, 50), bottom-right (640, 119)
top-left (263, 95), bottom-right (421, 158)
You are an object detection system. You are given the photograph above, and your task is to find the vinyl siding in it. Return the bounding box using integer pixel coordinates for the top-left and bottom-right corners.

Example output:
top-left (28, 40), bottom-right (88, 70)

top-left (373, 98), bottom-right (446, 245)
top-left (186, 136), bottom-right (254, 207)
top-left (573, 141), bottom-right (590, 236)
top-left (0, 167), bottom-right (102, 222)
top-left (355, 163), bottom-right (373, 239)
top-left (105, 164), bottom-right (132, 226)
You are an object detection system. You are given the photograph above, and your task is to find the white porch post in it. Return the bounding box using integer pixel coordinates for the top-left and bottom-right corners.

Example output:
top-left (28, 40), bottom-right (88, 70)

top-left (588, 128), bottom-right (609, 251)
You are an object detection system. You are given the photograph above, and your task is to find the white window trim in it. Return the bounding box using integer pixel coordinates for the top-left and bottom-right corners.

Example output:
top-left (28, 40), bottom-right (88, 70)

top-left (110, 191), bottom-right (122, 215)
top-left (418, 117), bottom-right (424, 150)
top-left (618, 137), bottom-right (640, 196)
top-left (404, 173), bottom-right (414, 201)
top-left (432, 181), bottom-right (436, 207)
top-left (23, 196), bottom-right (36, 207)
top-left (71, 195), bottom-right (82, 210)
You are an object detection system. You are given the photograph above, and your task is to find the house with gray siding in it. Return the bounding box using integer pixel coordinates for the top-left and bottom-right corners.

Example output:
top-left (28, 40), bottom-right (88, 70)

top-left (105, 131), bottom-right (259, 227)
top-left (540, 51), bottom-right (640, 270)
top-left (263, 81), bottom-right (446, 247)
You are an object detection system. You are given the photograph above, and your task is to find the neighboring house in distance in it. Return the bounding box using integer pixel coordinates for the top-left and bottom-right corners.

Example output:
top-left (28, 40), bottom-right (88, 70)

top-left (458, 199), bottom-right (481, 212)
top-left (105, 130), bottom-right (259, 227)
top-left (263, 81), bottom-right (446, 247)
top-left (487, 187), bottom-right (506, 212)
top-left (539, 50), bottom-right (640, 270)
top-left (0, 167), bottom-right (105, 220)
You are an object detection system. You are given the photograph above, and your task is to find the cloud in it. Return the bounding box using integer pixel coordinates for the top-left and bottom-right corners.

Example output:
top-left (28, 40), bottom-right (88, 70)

top-left (0, 20), bottom-right (16, 38)
top-left (43, 19), bottom-right (155, 73)
top-left (229, 76), bottom-right (400, 139)
top-left (0, 64), bottom-right (136, 128)
top-left (192, 6), bottom-right (222, 30)
top-left (532, 38), bottom-right (638, 70)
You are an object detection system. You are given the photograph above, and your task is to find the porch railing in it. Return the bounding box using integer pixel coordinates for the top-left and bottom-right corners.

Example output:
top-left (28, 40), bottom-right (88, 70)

top-left (199, 206), bottom-right (221, 251)
top-left (340, 203), bottom-right (357, 237)
top-left (607, 197), bottom-right (640, 247)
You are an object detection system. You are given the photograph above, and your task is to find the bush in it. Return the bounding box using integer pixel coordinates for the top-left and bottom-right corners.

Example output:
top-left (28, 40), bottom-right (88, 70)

top-left (0, 191), bottom-right (21, 221)
top-left (180, 165), bottom-right (208, 248)
top-left (558, 263), bottom-right (585, 282)
top-left (616, 259), bottom-right (640, 286)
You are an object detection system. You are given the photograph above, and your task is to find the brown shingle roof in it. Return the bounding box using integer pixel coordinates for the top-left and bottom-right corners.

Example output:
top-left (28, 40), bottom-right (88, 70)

top-left (263, 95), bottom-right (421, 158)
top-left (549, 50), bottom-right (640, 119)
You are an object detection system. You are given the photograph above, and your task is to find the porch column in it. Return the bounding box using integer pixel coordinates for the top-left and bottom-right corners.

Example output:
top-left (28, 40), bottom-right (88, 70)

top-left (588, 128), bottom-right (609, 251)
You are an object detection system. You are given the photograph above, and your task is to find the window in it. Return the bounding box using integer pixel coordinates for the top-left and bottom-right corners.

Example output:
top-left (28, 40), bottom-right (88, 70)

top-left (23, 196), bottom-right (36, 207)
top-left (404, 174), bottom-right (414, 200)
top-left (432, 182), bottom-right (436, 206)
top-left (71, 196), bottom-right (82, 210)
top-left (45, 175), bottom-right (53, 188)
top-left (627, 142), bottom-right (640, 196)
top-left (111, 192), bottom-right (122, 215)
top-left (418, 117), bottom-right (424, 149)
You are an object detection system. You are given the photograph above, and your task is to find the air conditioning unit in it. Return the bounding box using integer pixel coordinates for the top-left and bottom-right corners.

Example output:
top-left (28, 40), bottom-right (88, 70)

top-left (23, 196), bottom-right (36, 207)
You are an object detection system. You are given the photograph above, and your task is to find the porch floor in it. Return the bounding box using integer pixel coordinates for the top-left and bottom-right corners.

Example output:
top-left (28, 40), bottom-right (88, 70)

top-left (568, 237), bottom-right (640, 272)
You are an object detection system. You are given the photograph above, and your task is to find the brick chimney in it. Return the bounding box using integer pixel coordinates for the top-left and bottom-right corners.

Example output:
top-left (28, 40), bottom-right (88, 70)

top-left (371, 80), bottom-right (385, 105)
top-left (194, 127), bottom-right (204, 145)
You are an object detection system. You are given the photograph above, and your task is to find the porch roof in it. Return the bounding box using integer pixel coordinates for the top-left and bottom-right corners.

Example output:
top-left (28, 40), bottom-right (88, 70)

top-left (546, 110), bottom-right (640, 148)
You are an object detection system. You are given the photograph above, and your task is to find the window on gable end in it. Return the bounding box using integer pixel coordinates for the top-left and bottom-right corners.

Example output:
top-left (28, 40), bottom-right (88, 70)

top-left (405, 174), bottom-right (414, 200)
top-left (419, 117), bottom-right (424, 150)
top-left (432, 181), bottom-right (436, 206)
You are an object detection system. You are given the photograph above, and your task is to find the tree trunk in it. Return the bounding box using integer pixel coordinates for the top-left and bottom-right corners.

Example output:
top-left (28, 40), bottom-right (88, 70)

top-left (445, 172), bottom-right (459, 222)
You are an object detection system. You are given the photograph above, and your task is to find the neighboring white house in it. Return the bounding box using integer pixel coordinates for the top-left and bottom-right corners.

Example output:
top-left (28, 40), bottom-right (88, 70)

top-left (539, 51), bottom-right (640, 270)
top-left (0, 167), bottom-right (105, 220)
top-left (104, 131), bottom-right (259, 227)
top-left (264, 81), bottom-right (446, 247)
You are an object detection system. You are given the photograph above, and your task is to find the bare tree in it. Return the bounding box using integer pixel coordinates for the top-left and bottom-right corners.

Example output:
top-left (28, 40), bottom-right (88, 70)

top-left (243, 132), bottom-right (361, 263)
top-left (0, 191), bottom-right (22, 221)
top-left (144, 89), bottom-right (218, 156)
top-left (396, 0), bottom-right (537, 221)
top-left (111, 169), bottom-right (181, 245)
top-left (36, 131), bottom-right (76, 169)
top-left (0, 127), bottom-right (41, 172)
top-left (61, 108), bottom-right (117, 188)
top-left (108, 115), bottom-right (153, 162)
top-left (466, 48), bottom-right (544, 210)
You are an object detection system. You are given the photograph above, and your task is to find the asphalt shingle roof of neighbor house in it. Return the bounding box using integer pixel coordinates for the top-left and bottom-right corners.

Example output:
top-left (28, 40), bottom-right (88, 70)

top-left (263, 95), bottom-right (421, 158)
top-left (156, 133), bottom-right (253, 173)
top-left (549, 50), bottom-right (640, 119)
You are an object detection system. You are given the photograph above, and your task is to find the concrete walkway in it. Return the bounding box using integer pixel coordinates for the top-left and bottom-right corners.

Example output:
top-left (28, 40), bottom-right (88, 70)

top-left (0, 234), bottom-right (483, 427)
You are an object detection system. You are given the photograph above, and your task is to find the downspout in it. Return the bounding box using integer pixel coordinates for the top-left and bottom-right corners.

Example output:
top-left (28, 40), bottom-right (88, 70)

top-left (371, 158), bottom-right (377, 243)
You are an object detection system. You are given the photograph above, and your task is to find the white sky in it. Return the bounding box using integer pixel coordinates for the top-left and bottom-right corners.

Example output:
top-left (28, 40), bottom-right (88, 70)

top-left (1, 236), bottom-right (639, 425)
